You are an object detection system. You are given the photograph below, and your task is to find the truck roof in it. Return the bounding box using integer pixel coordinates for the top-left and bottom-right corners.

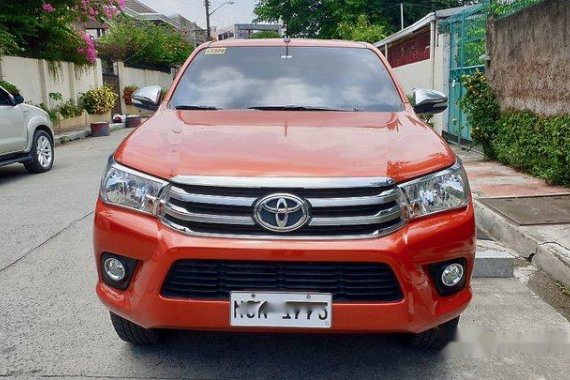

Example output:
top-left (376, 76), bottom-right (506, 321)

top-left (206, 38), bottom-right (370, 49)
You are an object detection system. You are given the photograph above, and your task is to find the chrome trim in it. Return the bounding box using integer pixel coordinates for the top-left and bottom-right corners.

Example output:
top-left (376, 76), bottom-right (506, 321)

top-left (171, 175), bottom-right (395, 189)
top-left (397, 160), bottom-right (461, 187)
top-left (163, 203), bottom-right (255, 225)
top-left (108, 159), bottom-right (169, 186)
top-left (307, 189), bottom-right (397, 207)
top-left (163, 219), bottom-right (407, 241)
top-left (309, 204), bottom-right (401, 226)
top-left (169, 186), bottom-right (256, 207)
top-left (160, 173), bottom-right (405, 240)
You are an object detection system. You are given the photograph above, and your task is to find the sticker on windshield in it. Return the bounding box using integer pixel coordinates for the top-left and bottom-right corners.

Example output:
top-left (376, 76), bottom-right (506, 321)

top-left (205, 48), bottom-right (226, 55)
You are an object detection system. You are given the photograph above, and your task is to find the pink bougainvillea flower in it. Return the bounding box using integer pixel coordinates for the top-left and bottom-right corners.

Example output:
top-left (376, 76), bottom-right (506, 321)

top-left (42, 3), bottom-right (55, 13)
top-left (81, 32), bottom-right (97, 64)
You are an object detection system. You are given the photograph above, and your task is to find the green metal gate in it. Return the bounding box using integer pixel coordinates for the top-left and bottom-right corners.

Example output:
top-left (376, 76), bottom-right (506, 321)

top-left (442, 2), bottom-right (489, 144)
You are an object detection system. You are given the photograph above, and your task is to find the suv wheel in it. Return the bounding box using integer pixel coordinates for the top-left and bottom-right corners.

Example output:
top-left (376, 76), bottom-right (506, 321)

top-left (110, 312), bottom-right (164, 345)
top-left (24, 130), bottom-right (54, 173)
top-left (408, 316), bottom-right (460, 350)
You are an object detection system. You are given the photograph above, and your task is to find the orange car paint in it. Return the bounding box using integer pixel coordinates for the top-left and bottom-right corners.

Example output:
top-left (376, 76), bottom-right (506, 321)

top-left (94, 39), bottom-right (475, 334)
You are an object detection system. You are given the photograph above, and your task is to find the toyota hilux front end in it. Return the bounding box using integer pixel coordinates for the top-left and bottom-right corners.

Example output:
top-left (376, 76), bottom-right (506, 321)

top-left (94, 39), bottom-right (475, 349)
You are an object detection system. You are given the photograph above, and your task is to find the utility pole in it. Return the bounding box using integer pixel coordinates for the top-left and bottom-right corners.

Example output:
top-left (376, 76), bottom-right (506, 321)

top-left (204, 1), bottom-right (234, 41)
top-left (400, 3), bottom-right (404, 30)
top-left (205, 0), bottom-right (211, 41)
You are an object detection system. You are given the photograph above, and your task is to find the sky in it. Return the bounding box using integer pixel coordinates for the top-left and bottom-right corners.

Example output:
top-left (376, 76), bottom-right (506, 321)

top-left (141, 0), bottom-right (258, 29)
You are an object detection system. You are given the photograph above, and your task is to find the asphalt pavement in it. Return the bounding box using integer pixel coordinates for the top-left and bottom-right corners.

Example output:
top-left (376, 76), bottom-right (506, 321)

top-left (1, 130), bottom-right (570, 379)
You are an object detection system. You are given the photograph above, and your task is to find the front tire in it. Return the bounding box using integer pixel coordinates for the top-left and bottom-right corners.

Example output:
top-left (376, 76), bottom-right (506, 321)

top-left (408, 316), bottom-right (460, 350)
top-left (110, 312), bottom-right (164, 345)
top-left (24, 130), bottom-right (54, 173)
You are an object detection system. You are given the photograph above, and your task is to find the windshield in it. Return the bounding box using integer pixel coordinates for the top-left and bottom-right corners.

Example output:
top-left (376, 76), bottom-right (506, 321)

top-left (169, 47), bottom-right (404, 112)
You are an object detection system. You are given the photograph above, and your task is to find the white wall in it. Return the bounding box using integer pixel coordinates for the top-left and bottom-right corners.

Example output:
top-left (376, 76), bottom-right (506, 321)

top-left (393, 59), bottom-right (433, 95)
top-left (0, 56), bottom-right (102, 106)
top-left (390, 32), bottom-right (446, 134)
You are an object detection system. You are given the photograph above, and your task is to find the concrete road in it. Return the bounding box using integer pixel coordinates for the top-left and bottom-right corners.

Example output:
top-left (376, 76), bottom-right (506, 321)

top-left (1, 130), bottom-right (570, 379)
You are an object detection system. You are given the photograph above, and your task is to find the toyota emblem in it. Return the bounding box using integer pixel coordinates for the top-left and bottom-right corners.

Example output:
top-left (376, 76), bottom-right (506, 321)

top-left (253, 193), bottom-right (310, 232)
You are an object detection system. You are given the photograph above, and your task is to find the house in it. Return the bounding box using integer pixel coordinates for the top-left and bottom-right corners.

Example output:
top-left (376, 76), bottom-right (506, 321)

top-left (85, 0), bottom-right (206, 45)
top-left (121, 0), bottom-right (180, 28)
top-left (169, 14), bottom-right (209, 47)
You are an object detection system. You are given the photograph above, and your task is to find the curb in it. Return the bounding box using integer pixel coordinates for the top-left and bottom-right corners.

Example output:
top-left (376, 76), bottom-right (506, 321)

top-left (54, 123), bottom-right (126, 146)
top-left (474, 200), bottom-right (570, 287)
top-left (473, 239), bottom-right (514, 278)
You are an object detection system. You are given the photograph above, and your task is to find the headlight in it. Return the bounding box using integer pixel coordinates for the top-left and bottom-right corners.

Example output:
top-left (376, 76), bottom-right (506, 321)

top-left (398, 160), bottom-right (470, 220)
top-left (100, 158), bottom-right (167, 215)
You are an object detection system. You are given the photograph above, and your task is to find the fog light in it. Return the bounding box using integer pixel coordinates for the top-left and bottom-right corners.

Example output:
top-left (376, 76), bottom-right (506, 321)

top-left (441, 263), bottom-right (464, 287)
top-left (104, 258), bottom-right (126, 281)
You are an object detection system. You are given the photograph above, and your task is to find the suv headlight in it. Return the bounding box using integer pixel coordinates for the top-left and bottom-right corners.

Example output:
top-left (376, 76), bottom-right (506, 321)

top-left (398, 160), bottom-right (470, 220)
top-left (100, 158), bottom-right (167, 215)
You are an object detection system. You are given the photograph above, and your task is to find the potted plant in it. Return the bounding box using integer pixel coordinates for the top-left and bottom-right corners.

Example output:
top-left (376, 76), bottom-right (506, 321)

top-left (123, 85), bottom-right (139, 106)
top-left (81, 87), bottom-right (118, 137)
top-left (123, 84), bottom-right (141, 116)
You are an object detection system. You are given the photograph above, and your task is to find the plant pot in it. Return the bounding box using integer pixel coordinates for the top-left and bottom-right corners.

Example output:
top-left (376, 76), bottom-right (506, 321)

top-left (90, 122), bottom-right (110, 137)
top-left (86, 111), bottom-right (112, 124)
top-left (126, 115), bottom-right (142, 128)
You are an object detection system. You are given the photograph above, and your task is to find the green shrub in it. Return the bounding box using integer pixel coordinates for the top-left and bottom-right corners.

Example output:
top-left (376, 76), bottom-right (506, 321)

top-left (59, 99), bottom-right (83, 119)
top-left (80, 87), bottom-right (117, 115)
top-left (493, 111), bottom-right (570, 186)
top-left (249, 31), bottom-right (280, 39)
top-left (460, 71), bottom-right (570, 186)
top-left (35, 102), bottom-right (59, 125)
top-left (460, 71), bottom-right (501, 158)
top-left (0, 80), bottom-right (20, 95)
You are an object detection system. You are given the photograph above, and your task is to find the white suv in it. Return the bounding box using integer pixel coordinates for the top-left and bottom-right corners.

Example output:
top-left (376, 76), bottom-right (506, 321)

top-left (0, 86), bottom-right (54, 173)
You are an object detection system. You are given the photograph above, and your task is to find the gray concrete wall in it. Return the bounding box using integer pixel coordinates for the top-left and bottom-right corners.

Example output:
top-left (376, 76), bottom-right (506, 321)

top-left (487, 0), bottom-right (570, 116)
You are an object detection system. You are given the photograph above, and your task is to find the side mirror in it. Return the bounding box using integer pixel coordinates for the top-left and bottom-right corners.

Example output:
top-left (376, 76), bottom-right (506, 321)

top-left (13, 94), bottom-right (24, 105)
top-left (412, 88), bottom-right (448, 115)
top-left (132, 86), bottom-right (162, 111)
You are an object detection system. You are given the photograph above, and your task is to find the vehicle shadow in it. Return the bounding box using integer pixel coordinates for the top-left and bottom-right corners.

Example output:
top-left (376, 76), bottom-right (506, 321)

top-left (0, 165), bottom-right (30, 185)
top-left (122, 331), bottom-right (447, 379)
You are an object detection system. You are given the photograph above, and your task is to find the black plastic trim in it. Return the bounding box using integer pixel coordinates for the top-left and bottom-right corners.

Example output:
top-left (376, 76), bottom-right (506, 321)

top-left (428, 258), bottom-right (468, 297)
top-left (101, 253), bottom-right (139, 291)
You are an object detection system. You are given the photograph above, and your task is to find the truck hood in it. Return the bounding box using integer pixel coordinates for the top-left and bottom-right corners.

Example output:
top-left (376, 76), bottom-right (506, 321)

top-left (114, 110), bottom-right (455, 183)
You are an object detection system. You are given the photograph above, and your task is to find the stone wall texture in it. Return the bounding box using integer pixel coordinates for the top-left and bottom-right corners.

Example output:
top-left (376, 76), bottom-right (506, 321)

top-left (487, 0), bottom-right (570, 116)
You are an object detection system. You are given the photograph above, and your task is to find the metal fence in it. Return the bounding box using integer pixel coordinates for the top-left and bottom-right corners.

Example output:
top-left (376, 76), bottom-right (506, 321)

top-left (439, 1), bottom-right (489, 144)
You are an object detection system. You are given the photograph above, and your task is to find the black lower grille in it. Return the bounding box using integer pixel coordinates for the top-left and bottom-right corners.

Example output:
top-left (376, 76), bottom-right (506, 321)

top-left (161, 260), bottom-right (403, 302)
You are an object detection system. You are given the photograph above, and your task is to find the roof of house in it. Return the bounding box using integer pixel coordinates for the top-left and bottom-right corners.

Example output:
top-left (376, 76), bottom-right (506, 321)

top-left (374, 4), bottom-right (478, 47)
top-left (123, 0), bottom-right (156, 14)
top-left (122, 0), bottom-right (180, 28)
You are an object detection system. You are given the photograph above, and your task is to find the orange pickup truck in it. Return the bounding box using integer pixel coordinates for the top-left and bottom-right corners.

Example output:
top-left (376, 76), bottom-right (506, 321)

top-left (94, 39), bottom-right (475, 349)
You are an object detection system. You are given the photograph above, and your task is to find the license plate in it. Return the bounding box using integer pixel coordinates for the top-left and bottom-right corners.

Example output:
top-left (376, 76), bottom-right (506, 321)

top-left (230, 292), bottom-right (332, 329)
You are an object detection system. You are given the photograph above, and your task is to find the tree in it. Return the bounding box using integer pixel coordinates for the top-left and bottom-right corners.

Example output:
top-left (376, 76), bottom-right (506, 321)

top-left (97, 15), bottom-right (194, 70)
top-left (0, 1), bottom-right (124, 64)
top-left (254, 0), bottom-right (474, 39)
top-left (337, 15), bottom-right (387, 43)
top-left (250, 31), bottom-right (281, 39)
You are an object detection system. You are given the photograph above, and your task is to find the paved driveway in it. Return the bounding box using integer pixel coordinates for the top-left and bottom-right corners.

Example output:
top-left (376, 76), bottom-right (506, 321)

top-left (1, 130), bottom-right (569, 379)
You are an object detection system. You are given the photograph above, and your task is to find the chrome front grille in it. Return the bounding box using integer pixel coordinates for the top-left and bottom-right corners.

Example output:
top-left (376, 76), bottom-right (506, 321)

top-left (158, 176), bottom-right (405, 239)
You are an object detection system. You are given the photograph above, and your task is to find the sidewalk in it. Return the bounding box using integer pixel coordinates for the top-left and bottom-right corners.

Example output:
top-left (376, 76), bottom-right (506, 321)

top-left (53, 122), bottom-right (127, 146)
top-left (454, 146), bottom-right (570, 287)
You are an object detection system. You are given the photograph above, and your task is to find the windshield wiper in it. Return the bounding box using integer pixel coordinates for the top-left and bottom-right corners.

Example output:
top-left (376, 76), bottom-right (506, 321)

top-left (246, 105), bottom-right (358, 112)
top-left (174, 105), bottom-right (222, 110)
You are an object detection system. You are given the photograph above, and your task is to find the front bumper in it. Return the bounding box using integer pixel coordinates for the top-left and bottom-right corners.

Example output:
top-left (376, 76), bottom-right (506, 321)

top-left (94, 198), bottom-right (475, 334)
